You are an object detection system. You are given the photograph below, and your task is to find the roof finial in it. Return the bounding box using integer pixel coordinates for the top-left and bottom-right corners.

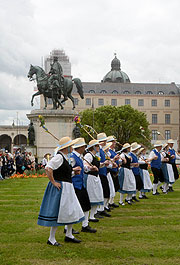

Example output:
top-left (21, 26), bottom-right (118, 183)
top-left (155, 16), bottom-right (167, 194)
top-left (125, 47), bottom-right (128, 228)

top-left (114, 52), bottom-right (117, 57)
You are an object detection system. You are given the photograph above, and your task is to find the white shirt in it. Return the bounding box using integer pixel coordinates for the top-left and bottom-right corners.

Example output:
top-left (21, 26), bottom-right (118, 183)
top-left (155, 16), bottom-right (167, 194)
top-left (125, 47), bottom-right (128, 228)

top-left (45, 152), bottom-right (68, 170)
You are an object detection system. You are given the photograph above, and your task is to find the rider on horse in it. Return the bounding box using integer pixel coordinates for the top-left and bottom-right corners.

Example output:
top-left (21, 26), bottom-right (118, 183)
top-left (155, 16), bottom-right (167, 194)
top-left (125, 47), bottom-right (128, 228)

top-left (48, 56), bottom-right (68, 100)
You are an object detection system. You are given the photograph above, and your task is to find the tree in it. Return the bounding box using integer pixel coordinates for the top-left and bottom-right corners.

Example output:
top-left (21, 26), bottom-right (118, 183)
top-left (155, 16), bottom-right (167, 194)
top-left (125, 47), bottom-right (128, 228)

top-left (80, 105), bottom-right (151, 147)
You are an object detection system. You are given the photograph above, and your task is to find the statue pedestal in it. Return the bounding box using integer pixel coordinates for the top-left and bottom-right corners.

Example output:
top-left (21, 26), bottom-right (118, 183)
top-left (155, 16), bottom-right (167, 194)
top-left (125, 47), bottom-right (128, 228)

top-left (27, 109), bottom-right (76, 162)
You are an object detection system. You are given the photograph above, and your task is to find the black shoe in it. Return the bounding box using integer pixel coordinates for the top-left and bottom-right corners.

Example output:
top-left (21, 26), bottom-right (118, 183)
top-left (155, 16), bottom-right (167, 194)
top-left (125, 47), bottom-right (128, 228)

top-left (119, 202), bottom-right (125, 206)
top-left (89, 218), bottom-right (99, 222)
top-left (81, 225), bottom-right (97, 233)
top-left (160, 186), bottom-right (163, 191)
top-left (105, 207), bottom-right (111, 212)
top-left (109, 203), bottom-right (119, 208)
top-left (125, 199), bottom-right (132, 205)
top-left (99, 210), bottom-right (111, 217)
top-left (94, 213), bottom-right (104, 219)
top-left (64, 228), bottom-right (79, 234)
top-left (142, 195), bottom-right (148, 199)
top-left (153, 192), bottom-right (160, 195)
top-left (139, 196), bottom-right (143, 199)
top-left (132, 196), bottom-right (140, 202)
top-left (168, 187), bottom-right (174, 192)
top-left (130, 199), bottom-right (136, 204)
top-left (64, 236), bottom-right (81, 243)
top-left (47, 240), bottom-right (62, 246)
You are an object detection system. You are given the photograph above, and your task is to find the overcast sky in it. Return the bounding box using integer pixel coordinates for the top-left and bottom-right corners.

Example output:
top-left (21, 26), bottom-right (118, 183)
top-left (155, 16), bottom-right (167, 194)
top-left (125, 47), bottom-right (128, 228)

top-left (1, 0), bottom-right (180, 125)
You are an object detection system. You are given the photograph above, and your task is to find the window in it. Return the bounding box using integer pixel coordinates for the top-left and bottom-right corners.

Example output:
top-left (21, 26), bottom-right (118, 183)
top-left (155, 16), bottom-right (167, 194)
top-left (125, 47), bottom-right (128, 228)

top-left (165, 100), bottom-right (170, 107)
top-left (98, 98), bottom-right (104, 106)
top-left (165, 130), bottom-right (171, 140)
top-left (146, 91), bottom-right (153, 94)
top-left (158, 91), bottom-right (164, 95)
top-left (165, 114), bottom-right (170, 124)
top-left (125, 99), bottom-right (130, 105)
top-left (86, 98), bottom-right (91, 105)
top-left (74, 98), bottom-right (78, 105)
top-left (152, 99), bottom-right (157, 106)
top-left (138, 99), bottom-right (144, 106)
top-left (152, 114), bottom-right (157, 124)
top-left (123, 91), bottom-right (130, 94)
top-left (111, 99), bottom-right (117, 106)
top-left (112, 90), bottom-right (118, 94)
top-left (47, 98), bottom-right (53, 105)
top-left (135, 91), bottom-right (141, 94)
top-left (169, 91), bottom-right (175, 95)
top-left (89, 90), bottom-right (95, 93)
top-left (152, 130), bottom-right (158, 140)
top-left (100, 90), bottom-right (107, 94)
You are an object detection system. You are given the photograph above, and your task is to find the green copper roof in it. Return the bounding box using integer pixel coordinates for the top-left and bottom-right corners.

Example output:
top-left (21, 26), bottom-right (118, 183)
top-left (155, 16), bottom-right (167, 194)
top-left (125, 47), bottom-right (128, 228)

top-left (103, 54), bottom-right (130, 83)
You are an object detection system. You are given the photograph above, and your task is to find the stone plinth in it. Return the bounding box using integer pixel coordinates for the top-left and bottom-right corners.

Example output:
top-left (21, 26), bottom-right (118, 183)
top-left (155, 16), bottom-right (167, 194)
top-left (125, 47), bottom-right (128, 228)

top-left (27, 109), bottom-right (76, 161)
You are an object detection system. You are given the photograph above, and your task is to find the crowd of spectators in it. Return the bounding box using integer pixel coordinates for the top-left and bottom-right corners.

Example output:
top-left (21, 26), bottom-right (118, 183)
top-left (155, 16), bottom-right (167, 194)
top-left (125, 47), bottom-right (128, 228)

top-left (0, 149), bottom-right (39, 180)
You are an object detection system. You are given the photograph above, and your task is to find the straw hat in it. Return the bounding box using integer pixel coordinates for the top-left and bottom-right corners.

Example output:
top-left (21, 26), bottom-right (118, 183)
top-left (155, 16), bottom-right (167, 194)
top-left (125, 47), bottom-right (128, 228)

top-left (73, 137), bottom-right (87, 149)
top-left (87, 139), bottom-right (99, 149)
top-left (167, 139), bottom-right (175, 144)
top-left (97, 132), bottom-right (108, 142)
top-left (154, 140), bottom-right (163, 148)
top-left (163, 143), bottom-right (168, 149)
top-left (103, 142), bottom-right (112, 151)
top-left (138, 147), bottom-right (145, 154)
top-left (57, 137), bottom-right (78, 151)
top-left (121, 143), bottom-right (131, 151)
top-left (131, 142), bottom-right (141, 152)
top-left (107, 135), bottom-right (117, 143)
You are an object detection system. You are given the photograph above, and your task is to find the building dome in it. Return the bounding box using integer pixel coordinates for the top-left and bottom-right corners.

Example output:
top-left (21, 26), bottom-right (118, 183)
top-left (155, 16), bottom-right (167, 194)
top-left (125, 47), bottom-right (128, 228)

top-left (102, 54), bottom-right (130, 83)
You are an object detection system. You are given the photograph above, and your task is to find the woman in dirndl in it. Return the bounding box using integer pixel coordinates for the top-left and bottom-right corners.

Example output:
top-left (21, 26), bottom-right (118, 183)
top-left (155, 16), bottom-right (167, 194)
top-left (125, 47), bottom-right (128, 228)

top-left (37, 136), bottom-right (84, 246)
top-left (118, 143), bottom-right (136, 205)
top-left (161, 143), bottom-right (175, 194)
top-left (137, 147), bottom-right (153, 199)
top-left (83, 139), bottom-right (104, 222)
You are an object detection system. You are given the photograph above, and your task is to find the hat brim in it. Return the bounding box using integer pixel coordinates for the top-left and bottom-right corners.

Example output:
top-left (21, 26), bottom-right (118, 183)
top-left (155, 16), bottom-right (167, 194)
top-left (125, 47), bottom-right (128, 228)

top-left (103, 142), bottom-right (112, 151)
top-left (87, 142), bottom-right (100, 149)
top-left (58, 139), bottom-right (79, 151)
top-left (154, 144), bottom-right (163, 148)
top-left (131, 144), bottom-right (141, 151)
top-left (121, 145), bottom-right (131, 151)
top-left (98, 137), bottom-right (108, 142)
top-left (73, 143), bottom-right (87, 149)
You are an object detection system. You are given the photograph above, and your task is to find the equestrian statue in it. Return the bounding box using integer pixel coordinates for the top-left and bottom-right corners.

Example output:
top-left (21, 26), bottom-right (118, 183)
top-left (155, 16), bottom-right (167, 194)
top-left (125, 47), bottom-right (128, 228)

top-left (27, 56), bottom-right (84, 110)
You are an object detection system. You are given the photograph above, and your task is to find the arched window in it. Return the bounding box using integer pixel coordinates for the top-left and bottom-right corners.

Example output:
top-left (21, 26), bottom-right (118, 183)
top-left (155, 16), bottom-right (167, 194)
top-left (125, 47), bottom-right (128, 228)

top-left (13, 134), bottom-right (27, 146)
top-left (112, 90), bottom-right (118, 94)
top-left (100, 90), bottom-right (107, 94)
top-left (169, 91), bottom-right (175, 95)
top-left (146, 91), bottom-right (153, 94)
top-left (158, 91), bottom-right (164, 95)
top-left (0, 134), bottom-right (12, 152)
top-left (135, 91), bottom-right (141, 94)
top-left (89, 90), bottom-right (95, 93)
top-left (123, 90), bottom-right (130, 94)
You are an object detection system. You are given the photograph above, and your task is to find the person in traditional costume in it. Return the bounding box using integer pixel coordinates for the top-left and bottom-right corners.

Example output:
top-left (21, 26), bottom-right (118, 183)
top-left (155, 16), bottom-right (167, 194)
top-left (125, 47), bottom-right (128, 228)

top-left (106, 136), bottom-right (120, 208)
top-left (102, 142), bottom-right (117, 212)
top-left (37, 137), bottom-right (84, 246)
top-left (137, 147), bottom-right (153, 199)
top-left (96, 133), bottom-right (111, 217)
top-left (167, 139), bottom-right (180, 191)
top-left (160, 143), bottom-right (175, 194)
top-left (118, 143), bottom-right (136, 205)
top-left (70, 138), bottom-right (97, 233)
top-left (129, 142), bottom-right (144, 202)
top-left (83, 139), bottom-right (104, 222)
top-left (148, 141), bottom-right (165, 195)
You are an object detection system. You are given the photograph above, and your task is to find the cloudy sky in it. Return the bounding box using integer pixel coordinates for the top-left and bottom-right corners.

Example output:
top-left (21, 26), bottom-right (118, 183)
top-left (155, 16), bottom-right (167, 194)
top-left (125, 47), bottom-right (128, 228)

top-left (0, 0), bottom-right (180, 125)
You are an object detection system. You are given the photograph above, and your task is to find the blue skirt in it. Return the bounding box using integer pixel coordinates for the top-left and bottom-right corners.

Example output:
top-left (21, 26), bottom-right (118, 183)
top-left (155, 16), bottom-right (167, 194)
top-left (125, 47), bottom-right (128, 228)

top-left (37, 181), bottom-right (84, 227)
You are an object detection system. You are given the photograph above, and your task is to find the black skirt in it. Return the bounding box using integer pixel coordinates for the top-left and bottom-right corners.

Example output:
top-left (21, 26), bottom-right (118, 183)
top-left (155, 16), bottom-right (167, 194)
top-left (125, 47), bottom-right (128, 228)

top-left (151, 167), bottom-right (164, 184)
top-left (134, 174), bottom-right (143, 191)
top-left (110, 171), bottom-right (120, 192)
top-left (172, 163), bottom-right (179, 180)
top-left (99, 174), bottom-right (110, 199)
top-left (74, 187), bottom-right (91, 212)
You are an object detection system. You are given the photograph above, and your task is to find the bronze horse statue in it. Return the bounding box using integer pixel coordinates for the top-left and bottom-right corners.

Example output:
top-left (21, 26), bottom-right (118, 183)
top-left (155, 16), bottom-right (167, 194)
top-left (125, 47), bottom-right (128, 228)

top-left (27, 65), bottom-right (84, 109)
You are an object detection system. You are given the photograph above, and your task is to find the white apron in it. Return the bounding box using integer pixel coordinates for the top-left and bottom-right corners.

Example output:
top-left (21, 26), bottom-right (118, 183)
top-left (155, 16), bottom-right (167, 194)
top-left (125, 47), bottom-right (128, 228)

top-left (58, 182), bottom-right (84, 224)
top-left (167, 163), bottom-right (175, 183)
top-left (123, 168), bottom-right (136, 191)
top-left (87, 174), bottom-right (104, 203)
top-left (142, 169), bottom-right (153, 190)
top-left (107, 172), bottom-right (116, 198)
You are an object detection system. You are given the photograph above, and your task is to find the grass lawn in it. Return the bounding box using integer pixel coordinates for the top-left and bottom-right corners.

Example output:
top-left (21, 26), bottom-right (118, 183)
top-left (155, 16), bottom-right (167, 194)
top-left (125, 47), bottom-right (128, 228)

top-left (1, 178), bottom-right (180, 265)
